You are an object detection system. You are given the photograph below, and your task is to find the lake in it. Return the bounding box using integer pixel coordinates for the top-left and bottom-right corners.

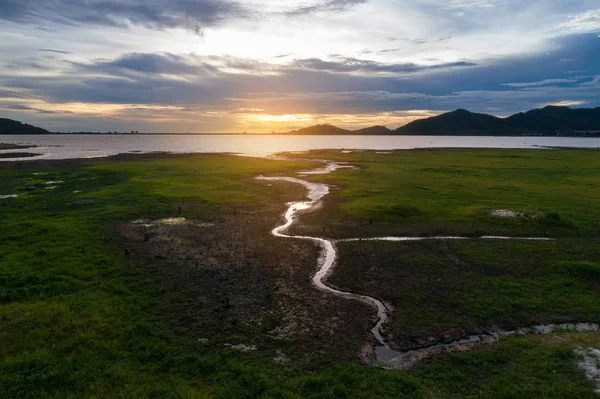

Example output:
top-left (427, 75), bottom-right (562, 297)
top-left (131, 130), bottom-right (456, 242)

top-left (1, 134), bottom-right (599, 161)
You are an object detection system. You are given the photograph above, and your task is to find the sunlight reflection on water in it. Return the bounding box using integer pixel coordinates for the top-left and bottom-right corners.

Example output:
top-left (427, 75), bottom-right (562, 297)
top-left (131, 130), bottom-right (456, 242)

top-left (0, 134), bottom-right (599, 161)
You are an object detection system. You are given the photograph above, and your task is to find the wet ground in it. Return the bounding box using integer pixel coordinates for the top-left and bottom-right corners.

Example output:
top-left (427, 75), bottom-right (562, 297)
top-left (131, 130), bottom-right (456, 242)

top-left (0, 152), bottom-right (41, 158)
top-left (0, 143), bottom-right (36, 150)
top-left (114, 178), bottom-right (374, 363)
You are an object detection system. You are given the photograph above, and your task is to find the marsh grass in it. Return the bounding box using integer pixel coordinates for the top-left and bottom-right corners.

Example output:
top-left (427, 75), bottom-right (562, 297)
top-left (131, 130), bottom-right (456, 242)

top-left (285, 149), bottom-right (600, 238)
top-left (1, 152), bottom-right (599, 397)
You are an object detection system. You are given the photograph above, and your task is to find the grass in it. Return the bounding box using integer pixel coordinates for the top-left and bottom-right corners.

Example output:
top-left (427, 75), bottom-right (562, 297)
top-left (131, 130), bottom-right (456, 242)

top-left (333, 238), bottom-right (600, 346)
top-left (1, 151), bottom-right (600, 397)
top-left (285, 149), bottom-right (600, 238)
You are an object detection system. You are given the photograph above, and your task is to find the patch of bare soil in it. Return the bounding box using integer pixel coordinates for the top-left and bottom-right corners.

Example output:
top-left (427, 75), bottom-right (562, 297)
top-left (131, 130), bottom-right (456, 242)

top-left (115, 181), bottom-right (373, 364)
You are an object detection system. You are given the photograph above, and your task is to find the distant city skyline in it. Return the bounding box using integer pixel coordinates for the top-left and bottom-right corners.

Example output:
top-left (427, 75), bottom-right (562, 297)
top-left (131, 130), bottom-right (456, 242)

top-left (0, 1), bottom-right (599, 132)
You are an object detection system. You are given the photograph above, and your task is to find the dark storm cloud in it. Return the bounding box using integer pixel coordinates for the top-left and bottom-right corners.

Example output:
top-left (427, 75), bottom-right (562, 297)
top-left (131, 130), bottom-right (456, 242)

top-left (285, 0), bottom-right (367, 16)
top-left (292, 57), bottom-right (477, 74)
top-left (0, 0), bottom-right (247, 32)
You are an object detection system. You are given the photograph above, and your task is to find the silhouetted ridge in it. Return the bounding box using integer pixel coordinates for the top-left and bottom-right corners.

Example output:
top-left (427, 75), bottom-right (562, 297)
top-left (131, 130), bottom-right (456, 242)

top-left (0, 118), bottom-right (50, 134)
top-left (288, 124), bottom-right (351, 135)
top-left (395, 109), bottom-right (507, 134)
top-left (396, 106), bottom-right (600, 135)
top-left (353, 125), bottom-right (392, 135)
top-left (506, 106), bottom-right (600, 131)
top-left (287, 124), bottom-right (391, 135)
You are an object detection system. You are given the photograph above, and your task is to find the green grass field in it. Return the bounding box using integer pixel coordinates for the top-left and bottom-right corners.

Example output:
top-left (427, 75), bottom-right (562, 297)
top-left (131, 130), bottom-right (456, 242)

top-left (1, 150), bottom-right (600, 397)
top-left (286, 149), bottom-right (600, 238)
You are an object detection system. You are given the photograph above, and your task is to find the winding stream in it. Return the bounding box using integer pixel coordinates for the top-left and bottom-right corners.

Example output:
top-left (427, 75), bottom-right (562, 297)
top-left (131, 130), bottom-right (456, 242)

top-left (257, 162), bottom-right (591, 368)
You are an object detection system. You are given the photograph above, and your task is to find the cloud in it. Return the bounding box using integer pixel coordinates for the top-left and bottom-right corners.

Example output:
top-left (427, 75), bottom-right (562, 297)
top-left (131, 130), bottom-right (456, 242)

top-left (38, 48), bottom-right (71, 55)
top-left (503, 78), bottom-right (579, 87)
top-left (1, 33), bottom-right (598, 132)
top-left (285, 0), bottom-right (367, 17)
top-left (542, 100), bottom-right (587, 107)
top-left (291, 57), bottom-right (477, 75)
top-left (73, 53), bottom-right (219, 76)
top-left (0, 0), bottom-right (248, 33)
top-left (558, 9), bottom-right (600, 33)
top-left (376, 48), bottom-right (401, 55)
top-left (0, 104), bottom-right (74, 115)
top-left (447, 0), bottom-right (498, 9)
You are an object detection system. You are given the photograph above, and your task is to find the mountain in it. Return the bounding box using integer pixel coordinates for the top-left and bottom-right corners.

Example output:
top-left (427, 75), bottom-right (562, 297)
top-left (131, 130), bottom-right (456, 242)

top-left (0, 118), bottom-right (50, 134)
top-left (506, 106), bottom-right (600, 132)
top-left (396, 106), bottom-right (600, 135)
top-left (396, 109), bottom-right (507, 134)
top-left (353, 125), bottom-right (393, 135)
top-left (287, 124), bottom-right (392, 135)
top-left (287, 124), bottom-right (351, 135)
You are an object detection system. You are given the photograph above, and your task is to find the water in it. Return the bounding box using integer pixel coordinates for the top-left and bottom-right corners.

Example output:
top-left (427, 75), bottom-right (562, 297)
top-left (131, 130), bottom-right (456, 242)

top-left (1, 134), bottom-right (599, 161)
top-left (258, 162), bottom-right (559, 367)
top-left (256, 167), bottom-right (391, 346)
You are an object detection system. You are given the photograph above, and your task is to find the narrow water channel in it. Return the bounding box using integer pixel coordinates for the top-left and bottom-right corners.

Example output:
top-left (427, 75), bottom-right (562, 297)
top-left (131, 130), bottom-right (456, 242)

top-left (257, 162), bottom-right (589, 368)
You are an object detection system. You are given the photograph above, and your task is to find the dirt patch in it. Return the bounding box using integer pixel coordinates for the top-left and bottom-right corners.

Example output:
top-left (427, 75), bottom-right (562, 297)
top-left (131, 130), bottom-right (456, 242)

top-left (115, 180), bottom-right (373, 364)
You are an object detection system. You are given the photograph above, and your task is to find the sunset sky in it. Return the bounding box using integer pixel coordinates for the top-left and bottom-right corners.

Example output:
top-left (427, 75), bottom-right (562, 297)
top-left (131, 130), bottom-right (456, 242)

top-left (0, 1), bottom-right (599, 132)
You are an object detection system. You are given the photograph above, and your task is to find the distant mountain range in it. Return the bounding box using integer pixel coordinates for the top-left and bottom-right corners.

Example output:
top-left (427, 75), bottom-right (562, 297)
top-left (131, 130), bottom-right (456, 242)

top-left (287, 124), bottom-right (392, 135)
top-left (0, 118), bottom-right (50, 134)
top-left (2, 105), bottom-right (600, 135)
top-left (288, 106), bottom-right (600, 136)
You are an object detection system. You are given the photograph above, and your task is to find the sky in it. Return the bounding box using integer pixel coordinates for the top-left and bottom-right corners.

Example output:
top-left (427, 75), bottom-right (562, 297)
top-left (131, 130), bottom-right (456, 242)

top-left (0, 1), bottom-right (599, 133)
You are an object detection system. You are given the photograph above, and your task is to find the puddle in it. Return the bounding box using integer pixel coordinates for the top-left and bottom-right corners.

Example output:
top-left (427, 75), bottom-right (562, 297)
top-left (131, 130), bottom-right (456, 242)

top-left (225, 343), bottom-right (257, 352)
top-left (298, 161), bottom-right (356, 175)
top-left (44, 181), bottom-right (64, 185)
top-left (377, 323), bottom-right (599, 369)
top-left (0, 194), bottom-right (18, 199)
top-left (340, 236), bottom-right (553, 243)
top-left (274, 349), bottom-right (291, 364)
top-left (491, 209), bottom-right (534, 218)
top-left (575, 347), bottom-right (600, 392)
top-left (157, 217), bottom-right (188, 225)
top-left (375, 151), bottom-right (392, 154)
top-left (131, 218), bottom-right (215, 228)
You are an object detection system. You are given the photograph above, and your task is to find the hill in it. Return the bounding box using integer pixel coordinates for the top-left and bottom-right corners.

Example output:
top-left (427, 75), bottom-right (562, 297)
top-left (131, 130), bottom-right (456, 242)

top-left (287, 124), bottom-right (351, 135)
top-left (397, 106), bottom-right (600, 135)
top-left (506, 106), bottom-right (600, 132)
top-left (0, 118), bottom-right (50, 134)
top-left (395, 109), bottom-right (507, 134)
top-left (353, 125), bottom-right (393, 135)
top-left (287, 124), bottom-right (392, 135)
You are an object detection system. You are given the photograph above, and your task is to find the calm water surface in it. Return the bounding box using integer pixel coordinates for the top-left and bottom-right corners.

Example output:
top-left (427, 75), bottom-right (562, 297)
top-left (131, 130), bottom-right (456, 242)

top-left (1, 134), bottom-right (599, 161)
